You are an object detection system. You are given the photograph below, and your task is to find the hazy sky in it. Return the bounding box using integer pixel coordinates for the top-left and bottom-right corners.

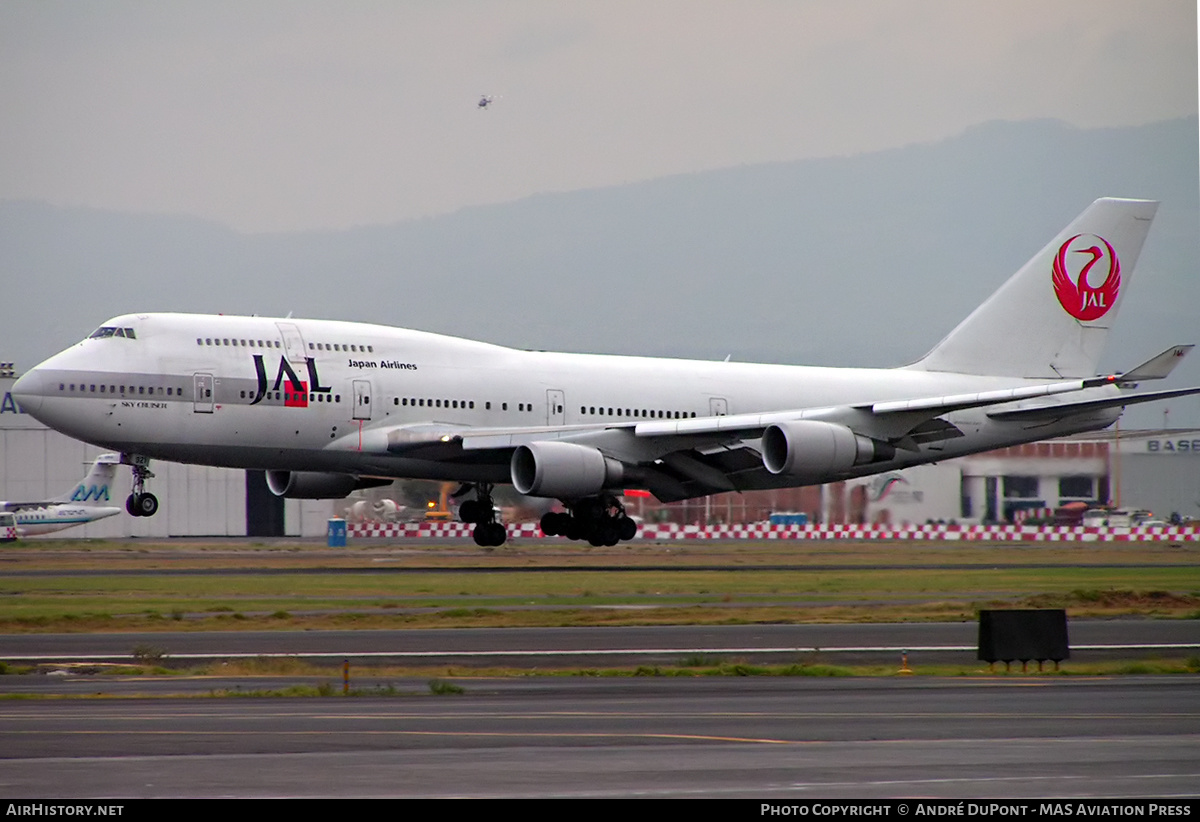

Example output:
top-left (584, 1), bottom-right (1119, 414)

top-left (1, 1), bottom-right (1195, 232)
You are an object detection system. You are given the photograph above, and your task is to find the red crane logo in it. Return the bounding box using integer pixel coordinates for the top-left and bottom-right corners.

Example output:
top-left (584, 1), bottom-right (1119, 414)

top-left (1052, 233), bottom-right (1120, 321)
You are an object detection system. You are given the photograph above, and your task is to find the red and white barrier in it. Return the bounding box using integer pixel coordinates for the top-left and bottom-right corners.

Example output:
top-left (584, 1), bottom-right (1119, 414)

top-left (347, 521), bottom-right (1200, 542)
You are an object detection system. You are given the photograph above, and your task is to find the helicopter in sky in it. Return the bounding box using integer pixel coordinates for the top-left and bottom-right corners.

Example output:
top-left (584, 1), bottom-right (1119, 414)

top-left (478, 94), bottom-right (497, 109)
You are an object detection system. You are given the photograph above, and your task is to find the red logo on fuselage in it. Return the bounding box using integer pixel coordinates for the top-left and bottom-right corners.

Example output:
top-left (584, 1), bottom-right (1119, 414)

top-left (284, 381), bottom-right (309, 407)
top-left (1052, 233), bottom-right (1120, 321)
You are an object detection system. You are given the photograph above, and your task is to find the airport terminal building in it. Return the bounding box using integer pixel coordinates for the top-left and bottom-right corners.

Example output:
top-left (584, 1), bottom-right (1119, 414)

top-left (3, 375), bottom-right (1197, 536)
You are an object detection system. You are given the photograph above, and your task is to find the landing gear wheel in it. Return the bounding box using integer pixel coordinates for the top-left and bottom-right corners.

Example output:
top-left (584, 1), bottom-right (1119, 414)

top-left (459, 499), bottom-right (481, 524)
top-left (463, 483), bottom-right (506, 547)
top-left (473, 521), bottom-right (507, 547)
top-left (123, 455), bottom-right (159, 518)
top-left (618, 515), bottom-right (638, 541)
top-left (136, 492), bottom-right (159, 518)
top-left (559, 494), bottom-right (638, 544)
top-left (127, 492), bottom-right (158, 517)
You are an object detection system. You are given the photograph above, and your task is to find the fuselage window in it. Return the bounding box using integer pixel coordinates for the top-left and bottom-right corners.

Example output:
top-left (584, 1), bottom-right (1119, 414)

top-left (502, 402), bottom-right (508, 411)
top-left (469, 401), bottom-right (474, 409)
top-left (196, 339), bottom-right (202, 346)
top-left (368, 345), bottom-right (374, 353)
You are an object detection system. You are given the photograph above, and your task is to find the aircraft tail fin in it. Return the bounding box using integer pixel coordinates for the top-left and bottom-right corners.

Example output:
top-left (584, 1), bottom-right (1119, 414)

top-left (54, 453), bottom-right (121, 506)
top-left (913, 198), bottom-right (1158, 379)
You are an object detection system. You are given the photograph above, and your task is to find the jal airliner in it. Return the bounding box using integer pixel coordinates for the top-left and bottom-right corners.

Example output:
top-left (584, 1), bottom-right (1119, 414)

top-left (12, 198), bottom-right (1199, 545)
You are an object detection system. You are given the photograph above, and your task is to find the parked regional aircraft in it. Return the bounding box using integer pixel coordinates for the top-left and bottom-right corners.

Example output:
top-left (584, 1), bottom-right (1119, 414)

top-left (0, 453), bottom-right (123, 536)
top-left (12, 198), bottom-right (1200, 546)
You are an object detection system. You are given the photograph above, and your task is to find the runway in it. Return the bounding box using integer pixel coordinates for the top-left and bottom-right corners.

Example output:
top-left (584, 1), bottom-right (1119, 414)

top-left (0, 676), bottom-right (1196, 798)
top-left (2, 621), bottom-right (1197, 669)
top-left (2, 622), bottom-right (1197, 797)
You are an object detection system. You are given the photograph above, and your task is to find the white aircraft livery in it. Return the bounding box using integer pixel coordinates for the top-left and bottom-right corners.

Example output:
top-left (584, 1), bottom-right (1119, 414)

top-left (11, 198), bottom-right (1200, 546)
top-left (1, 454), bottom-right (123, 536)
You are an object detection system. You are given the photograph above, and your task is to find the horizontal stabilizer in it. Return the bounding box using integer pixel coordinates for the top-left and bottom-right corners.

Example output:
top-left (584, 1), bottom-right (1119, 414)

top-left (987, 386), bottom-right (1200, 421)
top-left (1116, 345), bottom-right (1193, 383)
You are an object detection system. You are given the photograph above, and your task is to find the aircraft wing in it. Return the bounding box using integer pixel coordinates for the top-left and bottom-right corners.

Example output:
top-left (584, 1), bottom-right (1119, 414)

top-left (1, 501), bottom-right (56, 512)
top-left (342, 375), bottom-right (1143, 501)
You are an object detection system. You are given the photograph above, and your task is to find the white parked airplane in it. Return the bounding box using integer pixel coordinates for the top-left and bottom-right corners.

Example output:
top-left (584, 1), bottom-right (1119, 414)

top-left (12, 198), bottom-right (1199, 546)
top-left (0, 453), bottom-right (123, 536)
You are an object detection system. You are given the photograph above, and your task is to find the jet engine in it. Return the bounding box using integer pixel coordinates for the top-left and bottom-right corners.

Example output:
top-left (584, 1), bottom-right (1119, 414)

top-left (265, 470), bottom-right (392, 499)
top-left (761, 420), bottom-right (894, 478)
top-left (510, 442), bottom-right (625, 499)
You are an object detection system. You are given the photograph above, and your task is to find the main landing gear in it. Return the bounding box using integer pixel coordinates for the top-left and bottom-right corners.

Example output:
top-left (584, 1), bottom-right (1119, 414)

top-left (457, 483), bottom-right (507, 547)
top-left (123, 456), bottom-right (159, 517)
top-left (540, 494), bottom-right (638, 546)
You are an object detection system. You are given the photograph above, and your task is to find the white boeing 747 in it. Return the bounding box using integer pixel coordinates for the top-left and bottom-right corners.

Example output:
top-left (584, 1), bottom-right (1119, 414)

top-left (1, 454), bottom-right (122, 536)
top-left (12, 198), bottom-right (1200, 545)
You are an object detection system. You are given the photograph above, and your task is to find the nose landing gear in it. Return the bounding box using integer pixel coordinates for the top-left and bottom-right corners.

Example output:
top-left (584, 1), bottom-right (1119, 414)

top-left (122, 455), bottom-right (158, 517)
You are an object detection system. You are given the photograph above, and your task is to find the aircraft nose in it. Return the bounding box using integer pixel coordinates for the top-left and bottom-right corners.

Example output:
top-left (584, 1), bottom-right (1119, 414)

top-left (11, 368), bottom-right (43, 415)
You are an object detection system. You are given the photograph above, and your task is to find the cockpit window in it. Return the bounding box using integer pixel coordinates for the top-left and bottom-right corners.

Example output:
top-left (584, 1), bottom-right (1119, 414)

top-left (88, 326), bottom-right (137, 340)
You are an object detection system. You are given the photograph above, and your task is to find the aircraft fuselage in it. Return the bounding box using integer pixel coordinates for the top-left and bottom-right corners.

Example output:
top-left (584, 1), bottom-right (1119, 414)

top-left (14, 312), bottom-right (1120, 488)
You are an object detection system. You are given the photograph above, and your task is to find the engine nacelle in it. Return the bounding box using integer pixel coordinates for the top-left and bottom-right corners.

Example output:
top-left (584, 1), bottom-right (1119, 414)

top-left (510, 442), bottom-right (625, 499)
top-left (761, 420), bottom-right (894, 478)
top-left (265, 470), bottom-right (391, 499)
